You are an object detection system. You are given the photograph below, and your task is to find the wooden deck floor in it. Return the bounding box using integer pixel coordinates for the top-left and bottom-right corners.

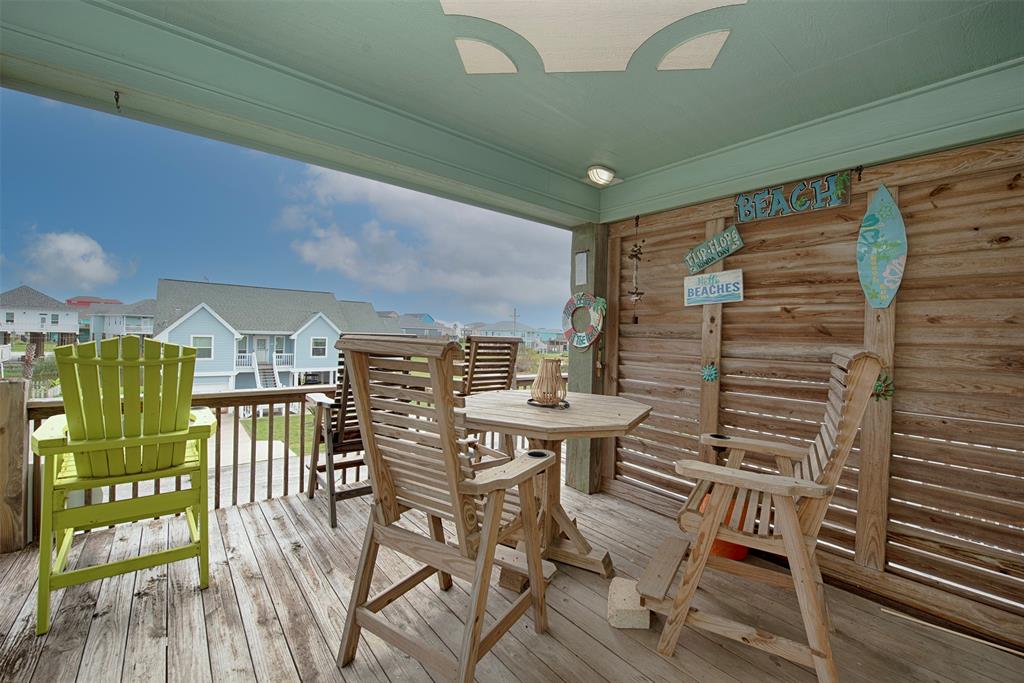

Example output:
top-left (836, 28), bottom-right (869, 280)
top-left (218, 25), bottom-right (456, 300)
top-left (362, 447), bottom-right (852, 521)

top-left (0, 486), bottom-right (1019, 682)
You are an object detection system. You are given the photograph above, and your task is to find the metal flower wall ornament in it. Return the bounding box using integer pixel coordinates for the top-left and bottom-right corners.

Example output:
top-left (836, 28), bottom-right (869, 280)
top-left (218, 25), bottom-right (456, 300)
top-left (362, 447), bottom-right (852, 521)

top-left (872, 372), bottom-right (895, 401)
top-left (627, 215), bottom-right (645, 324)
top-left (627, 241), bottom-right (645, 303)
top-left (701, 362), bottom-right (720, 383)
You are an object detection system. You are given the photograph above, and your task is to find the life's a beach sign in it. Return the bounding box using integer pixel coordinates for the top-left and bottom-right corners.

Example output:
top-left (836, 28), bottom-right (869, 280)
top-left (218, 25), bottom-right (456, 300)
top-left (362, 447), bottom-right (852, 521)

top-left (684, 269), bottom-right (744, 306)
top-left (735, 170), bottom-right (851, 223)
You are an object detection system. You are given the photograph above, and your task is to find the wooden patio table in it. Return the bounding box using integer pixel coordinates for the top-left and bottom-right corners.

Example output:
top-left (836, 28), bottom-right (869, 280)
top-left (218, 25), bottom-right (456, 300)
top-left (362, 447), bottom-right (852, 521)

top-left (461, 389), bottom-right (651, 577)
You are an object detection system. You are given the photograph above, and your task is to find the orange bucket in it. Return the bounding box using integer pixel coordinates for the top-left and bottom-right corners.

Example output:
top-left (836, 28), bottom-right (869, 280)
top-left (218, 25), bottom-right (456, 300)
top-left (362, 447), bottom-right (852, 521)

top-left (700, 494), bottom-right (749, 561)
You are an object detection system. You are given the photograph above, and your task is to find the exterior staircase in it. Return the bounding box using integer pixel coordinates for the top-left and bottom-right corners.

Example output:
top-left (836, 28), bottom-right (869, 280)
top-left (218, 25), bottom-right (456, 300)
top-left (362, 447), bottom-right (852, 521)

top-left (256, 360), bottom-right (279, 389)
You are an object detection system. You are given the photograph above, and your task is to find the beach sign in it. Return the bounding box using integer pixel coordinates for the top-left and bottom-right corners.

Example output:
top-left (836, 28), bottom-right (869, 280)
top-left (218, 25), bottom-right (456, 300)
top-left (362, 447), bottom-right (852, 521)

top-left (736, 170), bottom-right (851, 223)
top-left (857, 184), bottom-right (907, 308)
top-left (684, 269), bottom-right (743, 306)
top-left (684, 224), bottom-right (744, 274)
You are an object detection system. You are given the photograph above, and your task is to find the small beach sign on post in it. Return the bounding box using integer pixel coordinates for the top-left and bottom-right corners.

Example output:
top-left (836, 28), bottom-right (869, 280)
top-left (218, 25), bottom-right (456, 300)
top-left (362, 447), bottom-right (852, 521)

top-left (684, 269), bottom-right (744, 306)
top-left (684, 224), bottom-right (744, 273)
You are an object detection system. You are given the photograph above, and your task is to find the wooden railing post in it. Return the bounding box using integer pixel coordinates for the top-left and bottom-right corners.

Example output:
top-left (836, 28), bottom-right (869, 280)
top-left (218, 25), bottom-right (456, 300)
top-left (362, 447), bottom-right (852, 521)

top-left (1, 379), bottom-right (30, 553)
top-left (566, 222), bottom-right (608, 494)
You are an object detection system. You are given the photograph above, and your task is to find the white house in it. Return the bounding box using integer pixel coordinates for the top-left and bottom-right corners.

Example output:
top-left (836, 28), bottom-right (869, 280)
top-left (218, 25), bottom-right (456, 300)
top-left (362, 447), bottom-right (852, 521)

top-left (152, 279), bottom-right (401, 391)
top-left (0, 285), bottom-right (79, 345)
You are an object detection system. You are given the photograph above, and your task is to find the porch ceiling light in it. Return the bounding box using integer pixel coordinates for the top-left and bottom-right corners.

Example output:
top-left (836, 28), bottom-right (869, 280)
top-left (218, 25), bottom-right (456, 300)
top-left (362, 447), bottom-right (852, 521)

top-left (587, 165), bottom-right (616, 186)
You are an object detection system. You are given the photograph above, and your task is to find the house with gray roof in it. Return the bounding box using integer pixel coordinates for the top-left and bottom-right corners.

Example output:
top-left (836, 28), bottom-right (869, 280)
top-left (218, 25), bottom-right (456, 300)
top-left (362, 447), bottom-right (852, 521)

top-left (153, 279), bottom-right (400, 391)
top-left (396, 313), bottom-right (446, 337)
top-left (87, 299), bottom-right (157, 340)
top-left (0, 285), bottom-right (79, 344)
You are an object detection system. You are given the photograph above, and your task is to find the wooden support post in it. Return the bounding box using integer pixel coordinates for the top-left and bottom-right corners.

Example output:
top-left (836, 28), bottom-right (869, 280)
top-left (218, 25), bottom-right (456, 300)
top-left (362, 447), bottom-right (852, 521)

top-left (0, 379), bottom-right (30, 552)
top-left (599, 232), bottom-right (622, 489)
top-left (698, 218), bottom-right (726, 463)
top-left (855, 188), bottom-right (898, 570)
top-left (566, 223), bottom-right (608, 494)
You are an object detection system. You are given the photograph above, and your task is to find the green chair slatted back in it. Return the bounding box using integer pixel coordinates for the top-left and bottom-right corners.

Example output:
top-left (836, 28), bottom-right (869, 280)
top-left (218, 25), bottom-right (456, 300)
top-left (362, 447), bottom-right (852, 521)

top-left (54, 336), bottom-right (197, 477)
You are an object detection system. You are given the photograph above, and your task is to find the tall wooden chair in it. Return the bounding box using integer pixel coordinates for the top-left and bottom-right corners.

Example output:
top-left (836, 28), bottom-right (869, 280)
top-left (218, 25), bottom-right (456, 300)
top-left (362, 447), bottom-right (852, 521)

top-left (30, 337), bottom-right (216, 635)
top-left (336, 335), bottom-right (557, 681)
top-left (306, 344), bottom-right (371, 528)
top-left (637, 351), bottom-right (882, 683)
top-left (462, 335), bottom-right (521, 455)
top-left (463, 335), bottom-right (520, 394)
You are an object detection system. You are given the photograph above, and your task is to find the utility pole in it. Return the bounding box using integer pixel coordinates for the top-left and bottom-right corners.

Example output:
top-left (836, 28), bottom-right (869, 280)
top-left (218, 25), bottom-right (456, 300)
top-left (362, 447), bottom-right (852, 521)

top-left (511, 308), bottom-right (518, 336)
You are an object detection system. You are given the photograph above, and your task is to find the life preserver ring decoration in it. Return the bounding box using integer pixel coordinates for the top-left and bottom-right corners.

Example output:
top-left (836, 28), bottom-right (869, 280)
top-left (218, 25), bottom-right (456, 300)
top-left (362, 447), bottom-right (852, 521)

top-left (562, 292), bottom-right (607, 350)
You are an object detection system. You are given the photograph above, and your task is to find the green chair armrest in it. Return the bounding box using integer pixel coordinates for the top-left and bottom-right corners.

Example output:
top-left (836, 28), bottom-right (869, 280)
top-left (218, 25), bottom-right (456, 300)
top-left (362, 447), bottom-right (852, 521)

top-left (188, 407), bottom-right (217, 438)
top-left (31, 414), bottom-right (69, 455)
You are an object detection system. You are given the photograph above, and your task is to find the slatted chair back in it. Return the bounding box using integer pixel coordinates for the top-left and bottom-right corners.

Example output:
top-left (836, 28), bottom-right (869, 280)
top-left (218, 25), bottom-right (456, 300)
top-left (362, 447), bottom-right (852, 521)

top-left (53, 336), bottom-right (197, 478)
top-left (340, 335), bottom-right (480, 548)
top-left (795, 351), bottom-right (882, 534)
top-left (463, 335), bottom-right (520, 394)
top-left (328, 346), bottom-right (361, 448)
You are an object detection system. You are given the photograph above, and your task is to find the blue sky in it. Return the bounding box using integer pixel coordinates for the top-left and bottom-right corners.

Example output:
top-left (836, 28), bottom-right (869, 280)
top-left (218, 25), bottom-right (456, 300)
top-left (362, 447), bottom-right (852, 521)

top-left (0, 89), bottom-right (570, 328)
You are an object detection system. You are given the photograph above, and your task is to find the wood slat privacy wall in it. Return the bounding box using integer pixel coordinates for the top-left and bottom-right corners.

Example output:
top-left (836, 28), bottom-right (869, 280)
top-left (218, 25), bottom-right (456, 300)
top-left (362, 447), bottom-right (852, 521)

top-left (602, 135), bottom-right (1024, 648)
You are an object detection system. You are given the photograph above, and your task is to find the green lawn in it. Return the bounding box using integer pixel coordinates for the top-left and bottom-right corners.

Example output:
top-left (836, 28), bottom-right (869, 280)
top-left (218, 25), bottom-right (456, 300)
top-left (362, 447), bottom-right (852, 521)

top-left (10, 339), bottom-right (57, 353)
top-left (242, 410), bottom-right (318, 448)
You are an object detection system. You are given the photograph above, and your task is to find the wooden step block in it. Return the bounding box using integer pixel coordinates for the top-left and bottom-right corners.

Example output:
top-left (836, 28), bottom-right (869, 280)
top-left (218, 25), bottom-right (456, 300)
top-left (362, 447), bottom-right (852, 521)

top-left (607, 578), bottom-right (650, 630)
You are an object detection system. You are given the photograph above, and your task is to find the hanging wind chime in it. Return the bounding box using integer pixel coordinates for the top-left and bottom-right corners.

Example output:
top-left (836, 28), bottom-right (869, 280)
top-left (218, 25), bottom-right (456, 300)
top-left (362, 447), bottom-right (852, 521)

top-left (627, 215), bottom-right (645, 324)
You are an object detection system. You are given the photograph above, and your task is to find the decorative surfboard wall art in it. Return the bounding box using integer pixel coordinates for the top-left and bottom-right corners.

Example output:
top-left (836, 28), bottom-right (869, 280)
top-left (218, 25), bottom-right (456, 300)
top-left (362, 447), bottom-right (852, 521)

top-left (857, 184), bottom-right (907, 308)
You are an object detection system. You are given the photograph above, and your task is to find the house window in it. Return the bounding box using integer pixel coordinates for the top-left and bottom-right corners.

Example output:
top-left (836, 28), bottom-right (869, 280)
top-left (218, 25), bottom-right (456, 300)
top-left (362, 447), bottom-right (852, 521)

top-left (40, 314), bottom-right (47, 326)
top-left (191, 335), bottom-right (214, 360)
top-left (311, 337), bottom-right (327, 358)
top-left (274, 335), bottom-right (285, 353)
top-left (4, 312), bottom-right (12, 324)
top-left (51, 314), bottom-right (60, 325)
top-left (237, 337), bottom-right (248, 353)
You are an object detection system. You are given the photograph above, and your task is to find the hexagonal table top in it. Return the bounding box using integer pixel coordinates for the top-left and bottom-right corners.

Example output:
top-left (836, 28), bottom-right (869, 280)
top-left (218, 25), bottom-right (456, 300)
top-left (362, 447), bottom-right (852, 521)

top-left (461, 390), bottom-right (651, 442)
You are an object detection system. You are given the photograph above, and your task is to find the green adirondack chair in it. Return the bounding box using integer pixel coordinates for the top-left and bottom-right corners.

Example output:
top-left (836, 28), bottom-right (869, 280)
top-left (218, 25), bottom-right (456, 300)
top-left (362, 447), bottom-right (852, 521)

top-left (30, 336), bottom-right (216, 635)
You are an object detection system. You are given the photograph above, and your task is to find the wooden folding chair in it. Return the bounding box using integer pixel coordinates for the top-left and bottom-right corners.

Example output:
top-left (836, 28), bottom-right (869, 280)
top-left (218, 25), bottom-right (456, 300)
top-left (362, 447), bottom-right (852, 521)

top-left (306, 343), bottom-right (370, 528)
top-left (637, 351), bottom-right (883, 683)
top-left (462, 335), bottom-right (521, 456)
top-left (336, 335), bottom-right (557, 681)
top-left (30, 337), bottom-right (216, 634)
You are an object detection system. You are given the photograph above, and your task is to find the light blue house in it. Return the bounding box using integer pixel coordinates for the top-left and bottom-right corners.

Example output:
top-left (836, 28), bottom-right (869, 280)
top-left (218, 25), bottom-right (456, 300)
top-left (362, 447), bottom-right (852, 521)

top-left (152, 279), bottom-right (400, 391)
top-left (87, 299), bottom-right (156, 340)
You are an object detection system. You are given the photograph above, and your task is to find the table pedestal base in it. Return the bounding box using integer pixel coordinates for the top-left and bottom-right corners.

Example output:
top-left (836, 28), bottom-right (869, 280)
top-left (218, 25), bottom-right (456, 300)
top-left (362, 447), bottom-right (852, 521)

top-left (498, 438), bottom-right (615, 588)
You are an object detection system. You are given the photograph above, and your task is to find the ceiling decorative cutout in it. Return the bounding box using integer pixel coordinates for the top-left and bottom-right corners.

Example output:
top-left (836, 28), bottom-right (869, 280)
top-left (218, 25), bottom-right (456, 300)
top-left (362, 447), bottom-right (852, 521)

top-left (454, 38), bottom-right (518, 73)
top-left (658, 30), bottom-right (731, 70)
top-left (440, 0), bottom-right (746, 73)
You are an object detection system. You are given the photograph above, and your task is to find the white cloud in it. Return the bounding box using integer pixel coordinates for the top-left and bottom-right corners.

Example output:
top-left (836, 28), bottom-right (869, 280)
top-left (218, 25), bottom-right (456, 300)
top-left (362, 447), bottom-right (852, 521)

top-left (289, 167), bottom-right (570, 317)
top-left (24, 231), bottom-right (121, 291)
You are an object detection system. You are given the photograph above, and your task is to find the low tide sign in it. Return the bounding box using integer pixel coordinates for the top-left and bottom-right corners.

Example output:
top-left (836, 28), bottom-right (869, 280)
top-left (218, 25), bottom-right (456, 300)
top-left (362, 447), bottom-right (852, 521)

top-left (684, 269), bottom-right (744, 306)
top-left (684, 224), bottom-right (744, 273)
top-left (736, 170), bottom-right (851, 223)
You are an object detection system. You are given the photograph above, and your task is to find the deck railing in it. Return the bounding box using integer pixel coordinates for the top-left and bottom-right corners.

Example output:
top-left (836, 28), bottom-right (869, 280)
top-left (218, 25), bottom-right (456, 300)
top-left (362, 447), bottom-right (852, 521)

top-left (274, 352), bottom-right (295, 367)
top-left (235, 351), bottom-right (255, 368)
top-left (14, 371), bottom-right (553, 544)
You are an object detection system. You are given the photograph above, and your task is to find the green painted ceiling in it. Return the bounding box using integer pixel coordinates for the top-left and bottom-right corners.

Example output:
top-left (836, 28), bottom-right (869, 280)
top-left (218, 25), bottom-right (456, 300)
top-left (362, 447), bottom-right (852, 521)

top-left (111, 0), bottom-right (1020, 177)
top-left (2, 1), bottom-right (1023, 226)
